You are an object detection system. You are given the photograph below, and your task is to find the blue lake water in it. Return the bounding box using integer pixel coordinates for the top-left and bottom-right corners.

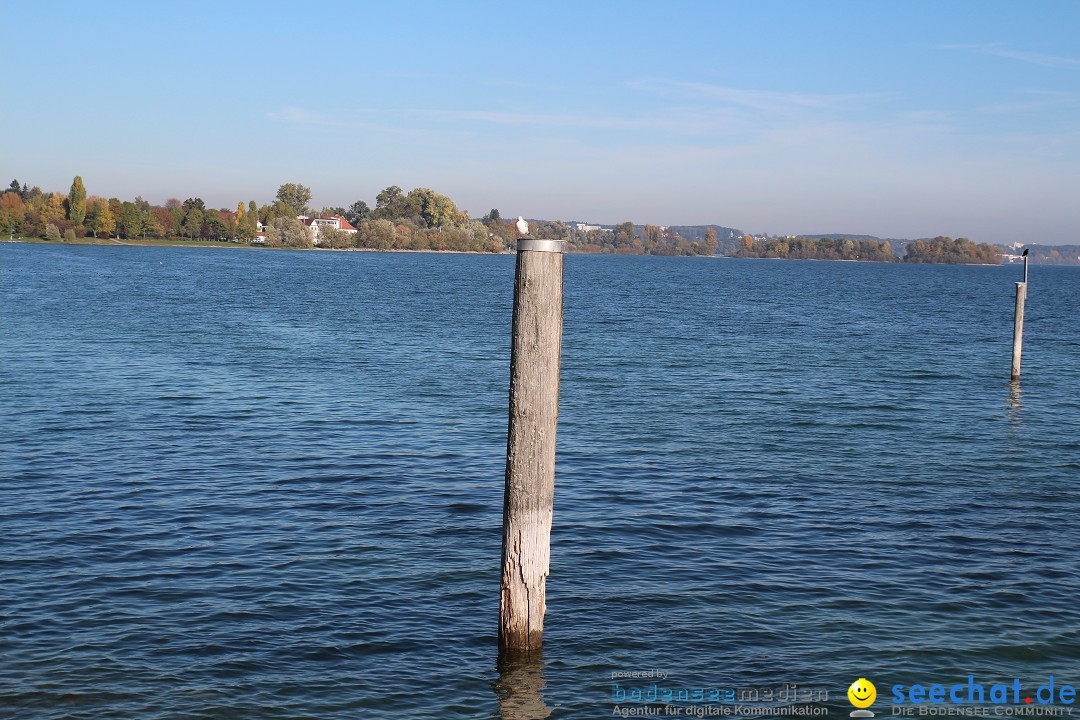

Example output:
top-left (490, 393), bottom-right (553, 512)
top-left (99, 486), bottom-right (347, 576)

top-left (1, 243), bottom-right (1078, 719)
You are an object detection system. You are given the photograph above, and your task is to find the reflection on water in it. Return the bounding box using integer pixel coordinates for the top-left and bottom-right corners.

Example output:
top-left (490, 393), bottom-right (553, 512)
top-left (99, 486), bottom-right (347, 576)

top-left (494, 652), bottom-right (552, 719)
top-left (1007, 380), bottom-right (1024, 426)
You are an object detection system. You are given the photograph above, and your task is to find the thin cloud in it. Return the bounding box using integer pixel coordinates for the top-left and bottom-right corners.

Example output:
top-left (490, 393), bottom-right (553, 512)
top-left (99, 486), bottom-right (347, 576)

top-left (978, 89), bottom-right (1079, 114)
top-left (941, 43), bottom-right (1080, 68)
top-left (428, 108), bottom-right (733, 134)
top-left (627, 78), bottom-right (886, 113)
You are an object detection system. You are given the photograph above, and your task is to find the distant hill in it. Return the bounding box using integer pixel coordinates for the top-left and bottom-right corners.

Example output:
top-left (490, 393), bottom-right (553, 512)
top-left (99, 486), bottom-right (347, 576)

top-left (1018, 244), bottom-right (1080, 265)
top-left (536, 223), bottom-right (1079, 263)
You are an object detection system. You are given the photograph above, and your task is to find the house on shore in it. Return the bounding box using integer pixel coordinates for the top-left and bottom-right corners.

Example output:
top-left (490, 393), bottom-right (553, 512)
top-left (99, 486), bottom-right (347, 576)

top-left (302, 215), bottom-right (358, 246)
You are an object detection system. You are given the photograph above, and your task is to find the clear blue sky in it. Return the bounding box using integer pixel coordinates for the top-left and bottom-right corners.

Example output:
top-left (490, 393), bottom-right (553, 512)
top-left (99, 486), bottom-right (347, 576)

top-left (2, 0), bottom-right (1077, 243)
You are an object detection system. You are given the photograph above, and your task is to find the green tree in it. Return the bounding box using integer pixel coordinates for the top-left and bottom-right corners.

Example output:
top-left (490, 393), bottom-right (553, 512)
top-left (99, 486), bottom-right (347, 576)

top-left (181, 208), bottom-right (204, 239)
top-left (204, 213), bottom-right (228, 240)
top-left (354, 219), bottom-right (396, 249)
top-left (118, 202), bottom-right (144, 238)
top-left (374, 185), bottom-right (407, 220)
top-left (614, 221), bottom-right (637, 248)
top-left (266, 216), bottom-right (312, 248)
top-left (345, 199), bottom-right (371, 226)
top-left (67, 176), bottom-right (86, 225)
top-left (46, 223), bottom-right (61, 242)
top-left (263, 200), bottom-right (296, 224)
top-left (275, 183), bottom-right (312, 215)
top-left (316, 223), bottom-right (348, 249)
top-left (407, 187), bottom-right (464, 228)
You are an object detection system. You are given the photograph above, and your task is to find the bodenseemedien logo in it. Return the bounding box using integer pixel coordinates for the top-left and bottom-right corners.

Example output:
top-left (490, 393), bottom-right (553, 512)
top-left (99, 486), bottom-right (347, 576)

top-left (849, 678), bottom-right (877, 717)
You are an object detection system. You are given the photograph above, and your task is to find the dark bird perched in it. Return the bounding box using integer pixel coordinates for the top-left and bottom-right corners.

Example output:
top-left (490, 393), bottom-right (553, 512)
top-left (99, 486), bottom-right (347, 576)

top-left (1022, 248), bottom-right (1029, 257)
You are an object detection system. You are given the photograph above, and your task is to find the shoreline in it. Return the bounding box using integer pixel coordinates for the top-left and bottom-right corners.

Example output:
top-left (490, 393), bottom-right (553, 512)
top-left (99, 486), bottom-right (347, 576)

top-left (3, 238), bottom-right (1031, 265)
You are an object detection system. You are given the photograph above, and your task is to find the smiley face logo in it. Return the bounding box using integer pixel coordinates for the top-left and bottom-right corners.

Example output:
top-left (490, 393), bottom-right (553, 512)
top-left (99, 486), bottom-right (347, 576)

top-left (848, 678), bottom-right (876, 708)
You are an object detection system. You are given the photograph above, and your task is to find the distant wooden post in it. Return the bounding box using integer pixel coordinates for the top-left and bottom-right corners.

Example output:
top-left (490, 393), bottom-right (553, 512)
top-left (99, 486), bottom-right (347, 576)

top-left (500, 236), bottom-right (565, 654)
top-left (1011, 281), bottom-right (1027, 382)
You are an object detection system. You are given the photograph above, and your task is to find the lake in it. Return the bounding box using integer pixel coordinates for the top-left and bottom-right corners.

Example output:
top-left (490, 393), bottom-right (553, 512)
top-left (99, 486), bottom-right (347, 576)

top-left (2, 244), bottom-right (1078, 719)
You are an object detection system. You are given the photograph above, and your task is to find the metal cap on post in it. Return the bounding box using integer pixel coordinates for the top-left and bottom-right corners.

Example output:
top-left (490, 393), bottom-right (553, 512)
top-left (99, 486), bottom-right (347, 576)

top-left (517, 238), bottom-right (566, 254)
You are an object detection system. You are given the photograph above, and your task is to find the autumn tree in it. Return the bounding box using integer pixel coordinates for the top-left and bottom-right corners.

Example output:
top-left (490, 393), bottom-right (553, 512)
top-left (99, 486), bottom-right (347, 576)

top-left (151, 207), bottom-right (176, 237)
top-left (235, 201), bottom-right (257, 239)
top-left (67, 176), bottom-right (86, 226)
top-left (0, 192), bottom-right (26, 235)
top-left (705, 227), bottom-right (718, 254)
top-left (87, 198), bottom-right (115, 238)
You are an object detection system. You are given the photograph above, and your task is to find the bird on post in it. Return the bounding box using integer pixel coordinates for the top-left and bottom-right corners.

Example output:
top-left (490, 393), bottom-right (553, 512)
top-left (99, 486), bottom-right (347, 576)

top-left (516, 216), bottom-right (529, 237)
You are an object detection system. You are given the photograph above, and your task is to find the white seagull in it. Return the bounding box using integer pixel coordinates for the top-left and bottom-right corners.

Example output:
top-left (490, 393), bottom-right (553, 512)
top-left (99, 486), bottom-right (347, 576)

top-left (515, 216), bottom-right (529, 237)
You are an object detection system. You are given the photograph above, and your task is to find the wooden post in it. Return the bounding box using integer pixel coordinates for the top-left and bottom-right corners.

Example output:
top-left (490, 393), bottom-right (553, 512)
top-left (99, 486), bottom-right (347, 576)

top-left (1011, 281), bottom-right (1027, 382)
top-left (500, 237), bottom-right (564, 654)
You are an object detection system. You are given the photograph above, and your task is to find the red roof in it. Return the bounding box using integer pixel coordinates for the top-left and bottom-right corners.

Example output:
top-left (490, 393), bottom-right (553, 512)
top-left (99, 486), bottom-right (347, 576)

top-left (328, 215), bottom-right (357, 231)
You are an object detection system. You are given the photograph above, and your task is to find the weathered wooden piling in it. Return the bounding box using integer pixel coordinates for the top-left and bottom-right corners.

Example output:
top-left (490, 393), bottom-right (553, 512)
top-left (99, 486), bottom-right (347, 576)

top-left (499, 236), bottom-right (564, 654)
top-left (1011, 281), bottom-right (1027, 382)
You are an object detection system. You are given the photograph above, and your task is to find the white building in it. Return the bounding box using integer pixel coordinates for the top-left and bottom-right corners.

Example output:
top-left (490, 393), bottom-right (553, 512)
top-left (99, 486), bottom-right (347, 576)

top-left (301, 215), bottom-right (358, 246)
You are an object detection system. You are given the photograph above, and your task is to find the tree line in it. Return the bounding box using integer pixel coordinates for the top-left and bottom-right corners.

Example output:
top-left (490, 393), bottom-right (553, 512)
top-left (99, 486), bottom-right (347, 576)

top-left (0, 176), bottom-right (1010, 263)
top-left (733, 234), bottom-right (1003, 264)
top-left (903, 236), bottom-right (1004, 264)
top-left (0, 176), bottom-right (718, 256)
